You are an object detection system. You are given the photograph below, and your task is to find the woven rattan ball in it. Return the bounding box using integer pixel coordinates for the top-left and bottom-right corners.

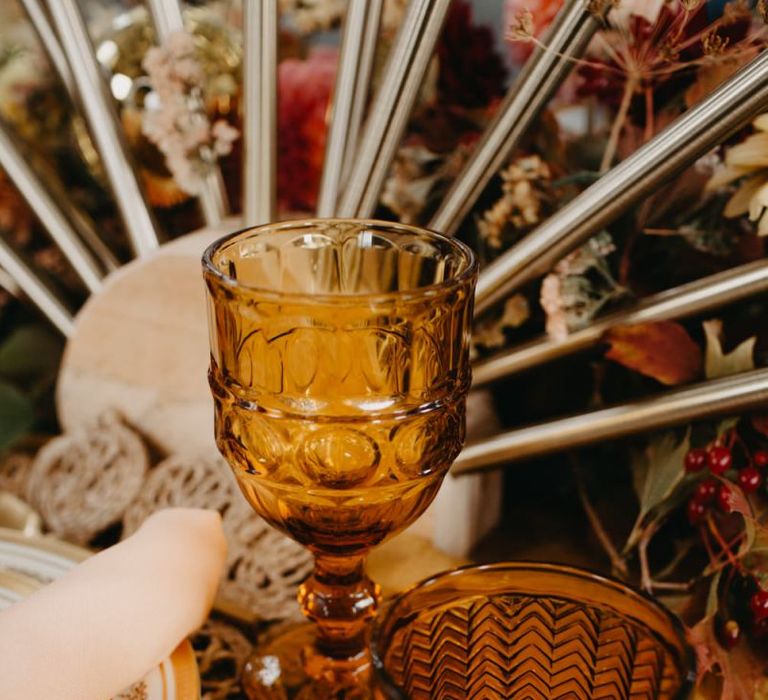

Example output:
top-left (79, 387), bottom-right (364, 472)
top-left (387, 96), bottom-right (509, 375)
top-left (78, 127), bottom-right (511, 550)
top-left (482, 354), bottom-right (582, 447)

top-left (193, 619), bottom-right (252, 700)
top-left (122, 453), bottom-right (239, 538)
top-left (26, 412), bottom-right (148, 545)
top-left (221, 500), bottom-right (313, 622)
top-left (122, 453), bottom-right (312, 621)
top-left (0, 452), bottom-right (34, 498)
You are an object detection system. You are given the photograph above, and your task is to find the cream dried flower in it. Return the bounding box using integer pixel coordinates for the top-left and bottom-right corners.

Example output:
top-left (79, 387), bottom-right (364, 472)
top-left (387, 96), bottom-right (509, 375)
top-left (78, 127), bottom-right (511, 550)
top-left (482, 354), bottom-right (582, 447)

top-left (478, 155), bottom-right (551, 250)
top-left (507, 10), bottom-right (535, 43)
top-left (142, 31), bottom-right (239, 196)
top-left (708, 113), bottom-right (768, 235)
top-left (474, 294), bottom-right (531, 350)
top-left (540, 232), bottom-right (625, 341)
top-left (280, 0), bottom-right (345, 33)
top-left (381, 143), bottom-right (470, 224)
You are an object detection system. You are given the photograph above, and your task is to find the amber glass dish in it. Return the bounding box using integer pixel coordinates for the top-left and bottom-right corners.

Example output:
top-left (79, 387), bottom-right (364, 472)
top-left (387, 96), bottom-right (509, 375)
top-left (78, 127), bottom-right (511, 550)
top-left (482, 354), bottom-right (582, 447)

top-left (203, 219), bottom-right (477, 698)
top-left (371, 562), bottom-right (695, 700)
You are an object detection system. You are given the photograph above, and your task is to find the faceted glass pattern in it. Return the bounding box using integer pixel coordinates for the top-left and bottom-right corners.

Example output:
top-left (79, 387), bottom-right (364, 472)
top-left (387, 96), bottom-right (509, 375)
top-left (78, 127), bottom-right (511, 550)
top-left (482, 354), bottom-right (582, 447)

top-left (203, 219), bottom-right (477, 696)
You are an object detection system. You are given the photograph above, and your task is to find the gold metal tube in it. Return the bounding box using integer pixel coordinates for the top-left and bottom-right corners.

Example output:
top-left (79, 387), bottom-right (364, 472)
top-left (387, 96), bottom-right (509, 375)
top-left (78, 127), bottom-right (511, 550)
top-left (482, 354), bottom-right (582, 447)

top-left (242, 0), bottom-right (278, 226)
top-left (430, 0), bottom-right (604, 236)
top-left (19, 0), bottom-right (75, 98)
top-left (473, 259), bottom-right (768, 387)
top-left (475, 49), bottom-right (768, 315)
top-left (317, 0), bottom-right (382, 217)
top-left (48, 0), bottom-right (161, 258)
top-left (454, 370), bottom-right (768, 474)
top-left (337, 0), bottom-right (452, 218)
top-left (0, 121), bottom-right (111, 293)
top-left (0, 238), bottom-right (75, 337)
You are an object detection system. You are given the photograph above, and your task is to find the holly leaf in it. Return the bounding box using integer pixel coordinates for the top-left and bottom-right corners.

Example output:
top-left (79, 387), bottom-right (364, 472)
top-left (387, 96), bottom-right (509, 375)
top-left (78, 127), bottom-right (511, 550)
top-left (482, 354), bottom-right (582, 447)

top-left (703, 483), bottom-right (756, 573)
top-left (703, 319), bottom-right (755, 379)
top-left (625, 430), bottom-right (691, 551)
top-left (0, 381), bottom-right (34, 450)
top-left (605, 321), bottom-right (702, 385)
top-left (705, 570), bottom-right (723, 618)
top-left (688, 615), bottom-right (763, 700)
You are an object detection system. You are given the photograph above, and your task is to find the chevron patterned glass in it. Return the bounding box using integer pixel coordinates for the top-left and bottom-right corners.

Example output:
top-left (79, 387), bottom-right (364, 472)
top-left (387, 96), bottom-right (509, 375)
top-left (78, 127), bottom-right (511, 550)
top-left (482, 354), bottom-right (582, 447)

top-left (203, 219), bottom-right (477, 698)
top-left (372, 562), bottom-right (695, 700)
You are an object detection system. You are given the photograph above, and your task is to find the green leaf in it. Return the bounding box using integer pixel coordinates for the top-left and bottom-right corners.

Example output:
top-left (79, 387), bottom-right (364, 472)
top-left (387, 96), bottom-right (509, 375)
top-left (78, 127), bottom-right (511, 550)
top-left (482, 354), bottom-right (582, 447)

top-left (0, 325), bottom-right (63, 381)
top-left (703, 319), bottom-right (755, 379)
top-left (705, 569), bottom-right (723, 618)
top-left (625, 430), bottom-right (691, 551)
top-left (0, 381), bottom-right (34, 450)
top-left (716, 416), bottom-right (739, 436)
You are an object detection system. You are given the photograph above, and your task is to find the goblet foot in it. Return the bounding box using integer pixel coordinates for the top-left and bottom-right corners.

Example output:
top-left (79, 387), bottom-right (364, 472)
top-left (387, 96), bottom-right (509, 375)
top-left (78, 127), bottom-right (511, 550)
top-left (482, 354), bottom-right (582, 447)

top-left (242, 622), bottom-right (376, 700)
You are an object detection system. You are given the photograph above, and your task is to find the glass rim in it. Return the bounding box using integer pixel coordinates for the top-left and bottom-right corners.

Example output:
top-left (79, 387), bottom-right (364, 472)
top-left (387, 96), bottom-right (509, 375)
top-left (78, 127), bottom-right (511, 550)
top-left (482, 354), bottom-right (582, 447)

top-left (201, 218), bottom-right (478, 306)
top-left (370, 561), bottom-right (696, 700)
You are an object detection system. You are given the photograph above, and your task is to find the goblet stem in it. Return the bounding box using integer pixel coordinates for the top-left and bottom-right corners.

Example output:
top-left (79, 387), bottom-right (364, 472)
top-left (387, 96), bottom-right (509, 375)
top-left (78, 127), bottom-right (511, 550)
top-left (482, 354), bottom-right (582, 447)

top-left (298, 553), bottom-right (381, 665)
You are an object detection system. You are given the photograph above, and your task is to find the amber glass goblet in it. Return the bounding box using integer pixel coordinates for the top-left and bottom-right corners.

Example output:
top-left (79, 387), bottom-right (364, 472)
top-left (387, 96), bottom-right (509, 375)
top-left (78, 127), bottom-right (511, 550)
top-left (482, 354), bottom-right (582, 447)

top-left (203, 219), bottom-right (477, 698)
top-left (371, 563), bottom-right (695, 700)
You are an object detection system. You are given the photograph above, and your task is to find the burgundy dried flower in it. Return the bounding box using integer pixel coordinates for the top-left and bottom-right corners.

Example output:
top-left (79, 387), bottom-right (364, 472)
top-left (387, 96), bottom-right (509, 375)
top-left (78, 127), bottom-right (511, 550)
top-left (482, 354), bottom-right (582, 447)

top-left (277, 47), bottom-right (337, 212)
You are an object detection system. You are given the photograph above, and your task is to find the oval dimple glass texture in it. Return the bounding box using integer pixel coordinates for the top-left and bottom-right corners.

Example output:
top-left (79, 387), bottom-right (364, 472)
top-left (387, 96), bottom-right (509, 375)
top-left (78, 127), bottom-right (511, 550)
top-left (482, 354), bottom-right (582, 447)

top-left (203, 219), bottom-right (477, 696)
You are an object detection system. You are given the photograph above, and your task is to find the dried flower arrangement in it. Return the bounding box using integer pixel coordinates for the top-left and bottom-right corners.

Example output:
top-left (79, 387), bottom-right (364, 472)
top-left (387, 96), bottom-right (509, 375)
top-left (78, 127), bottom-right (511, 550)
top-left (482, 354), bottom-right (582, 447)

top-left (1, 1), bottom-right (768, 696)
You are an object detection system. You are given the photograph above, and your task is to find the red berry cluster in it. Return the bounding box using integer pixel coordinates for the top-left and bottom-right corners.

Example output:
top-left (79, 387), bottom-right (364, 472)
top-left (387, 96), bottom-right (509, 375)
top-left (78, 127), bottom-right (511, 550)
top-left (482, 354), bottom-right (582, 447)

top-left (751, 588), bottom-right (768, 640)
top-left (685, 446), bottom-right (768, 526)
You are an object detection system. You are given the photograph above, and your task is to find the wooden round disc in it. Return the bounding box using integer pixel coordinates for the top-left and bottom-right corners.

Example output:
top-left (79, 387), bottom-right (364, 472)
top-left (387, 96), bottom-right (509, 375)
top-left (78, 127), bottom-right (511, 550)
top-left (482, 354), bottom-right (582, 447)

top-left (57, 220), bottom-right (236, 457)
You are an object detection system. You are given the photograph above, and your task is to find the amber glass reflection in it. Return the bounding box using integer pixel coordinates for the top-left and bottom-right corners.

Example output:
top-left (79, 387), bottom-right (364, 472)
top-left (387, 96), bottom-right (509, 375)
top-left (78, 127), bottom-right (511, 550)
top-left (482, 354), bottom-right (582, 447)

top-left (203, 219), bottom-right (477, 696)
top-left (372, 562), bottom-right (695, 700)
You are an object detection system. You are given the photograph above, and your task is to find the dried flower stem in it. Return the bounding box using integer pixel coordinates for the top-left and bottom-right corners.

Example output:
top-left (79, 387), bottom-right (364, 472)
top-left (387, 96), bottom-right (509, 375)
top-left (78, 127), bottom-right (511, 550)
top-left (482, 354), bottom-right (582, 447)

top-left (638, 525), bottom-right (694, 594)
top-left (706, 514), bottom-right (741, 570)
top-left (655, 540), bottom-right (695, 581)
top-left (601, 75), bottom-right (637, 173)
top-left (638, 521), bottom-right (658, 593)
top-left (574, 466), bottom-right (629, 578)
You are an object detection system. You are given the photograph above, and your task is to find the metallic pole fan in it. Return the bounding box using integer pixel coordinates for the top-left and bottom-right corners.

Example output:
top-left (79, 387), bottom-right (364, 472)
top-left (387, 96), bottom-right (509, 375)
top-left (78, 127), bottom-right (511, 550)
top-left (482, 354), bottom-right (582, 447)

top-left (1, 0), bottom-right (767, 476)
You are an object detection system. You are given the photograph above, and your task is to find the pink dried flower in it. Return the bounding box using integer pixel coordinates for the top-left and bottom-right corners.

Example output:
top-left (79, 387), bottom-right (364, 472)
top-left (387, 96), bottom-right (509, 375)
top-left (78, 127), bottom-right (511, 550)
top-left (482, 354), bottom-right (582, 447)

top-left (141, 31), bottom-right (239, 196)
top-left (540, 233), bottom-right (624, 340)
top-left (540, 273), bottom-right (569, 341)
top-left (505, 0), bottom-right (561, 63)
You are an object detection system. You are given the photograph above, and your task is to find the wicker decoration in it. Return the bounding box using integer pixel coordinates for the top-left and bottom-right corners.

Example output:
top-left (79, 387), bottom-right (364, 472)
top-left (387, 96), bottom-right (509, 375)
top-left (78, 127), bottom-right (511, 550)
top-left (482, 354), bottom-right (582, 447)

top-left (192, 619), bottom-right (252, 700)
top-left (0, 452), bottom-right (34, 499)
top-left (122, 453), bottom-right (313, 621)
top-left (122, 453), bottom-right (240, 538)
top-left (25, 412), bottom-right (148, 545)
top-left (220, 500), bottom-right (313, 622)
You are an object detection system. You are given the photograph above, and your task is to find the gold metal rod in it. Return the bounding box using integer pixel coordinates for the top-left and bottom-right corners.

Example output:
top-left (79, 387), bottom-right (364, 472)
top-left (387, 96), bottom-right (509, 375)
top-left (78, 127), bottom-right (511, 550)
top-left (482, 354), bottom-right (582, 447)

top-left (48, 0), bottom-right (161, 258)
top-left (475, 49), bottom-right (768, 315)
top-left (145, 0), bottom-right (230, 226)
top-left (0, 238), bottom-right (75, 337)
top-left (0, 121), bottom-right (110, 293)
top-left (0, 267), bottom-right (20, 296)
top-left (242, 0), bottom-right (278, 226)
top-left (473, 258), bottom-right (768, 388)
top-left (145, 0), bottom-right (184, 39)
top-left (341, 0), bottom-right (383, 190)
top-left (317, 0), bottom-right (382, 217)
top-left (454, 369), bottom-right (768, 475)
top-left (430, 0), bottom-right (604, 236)
top-left (337, 0), bottom-right (452, 218)
top-left (19, 0), bottom-right (75, 98)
